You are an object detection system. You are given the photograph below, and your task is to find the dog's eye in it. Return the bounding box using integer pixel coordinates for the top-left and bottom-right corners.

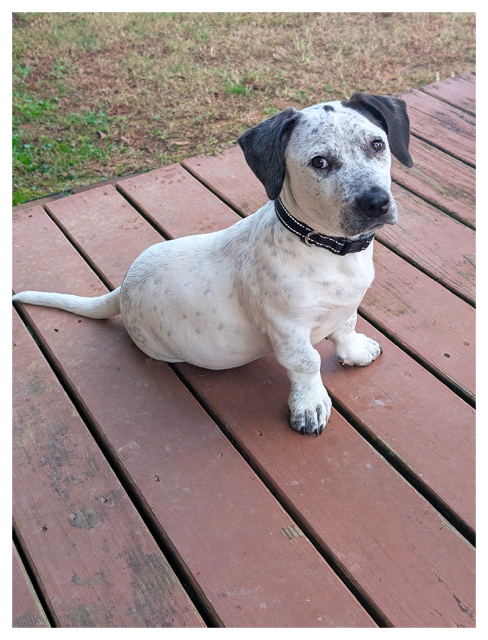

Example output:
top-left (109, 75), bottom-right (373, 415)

top-left (311, 156), bottom-right (329, 169)
top-left (371, 139), bottom-right (384, 153)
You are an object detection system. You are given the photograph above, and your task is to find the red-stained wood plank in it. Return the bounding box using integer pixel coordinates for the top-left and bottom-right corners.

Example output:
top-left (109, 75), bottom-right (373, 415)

top-left (420, 73), bottom-right (476, 115)
top-left (115, 164), bottom-right (239, 237)
top-left (12, 307), bottom-right (204, 628)
top-left (384, 183), bottom-right (475, 304)
top-left (183, 145), bottom-right (267, 217)
top-left (181, 151), bottom-right (475, 400)
top-left (400, 90), bottom-right (475, 165)
top-left (363, 241), bottom-right (475, 400)
top-left (52, 182), bottom-right (475, 626)
top-left (391, 137), bottom-right (475, 229)
top-left (12, 543), bottom-right (50, 628)
top-left (45, 185), bottom-right (163, 287)
top-left (176, 359), bottom-right (475, 628)
top-left (115, 170), bottom-right (475, 533)
top-left (13, 206), bottom-right (373, 628)
top-left (319, 315), bottom-right (475, 531)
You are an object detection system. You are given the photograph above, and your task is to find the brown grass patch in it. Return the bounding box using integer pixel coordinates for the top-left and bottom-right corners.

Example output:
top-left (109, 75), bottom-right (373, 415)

top-left (13, 12), bottom-right (475, 203)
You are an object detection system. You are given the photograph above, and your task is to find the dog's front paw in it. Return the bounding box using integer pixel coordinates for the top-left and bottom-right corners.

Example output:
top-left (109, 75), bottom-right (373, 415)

top-left (336, 333), bottom-right (382, 367)
top-left (289, 382), bottom-right (332, 437)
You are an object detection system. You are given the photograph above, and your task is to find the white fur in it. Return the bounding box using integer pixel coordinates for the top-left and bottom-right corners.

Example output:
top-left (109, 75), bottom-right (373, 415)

top-left (13, 101), bottom-right (395, 437)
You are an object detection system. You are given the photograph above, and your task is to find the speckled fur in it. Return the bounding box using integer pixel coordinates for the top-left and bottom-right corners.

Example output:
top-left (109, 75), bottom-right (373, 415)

top-left (13, 97), bottom-right (411, 437)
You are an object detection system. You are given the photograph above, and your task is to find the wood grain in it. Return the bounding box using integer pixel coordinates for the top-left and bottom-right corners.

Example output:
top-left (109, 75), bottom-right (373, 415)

top-left (363, 241), bottom-right (475, 399)
top-left (12, 543), bottom-right (50, 628)
top-left (45, 185), bottom-right (163, 287)
top-left (400, 90), bottom-right (475, 165)
top-left (382, 183), bottom-right (475, 304)
top-left (13, 306), bottom-right (204, 628)
top-left (183, 146), bottom-right (267, 217)
top-left (116, 164), bottom-right (239, 237)
top-left (391, 136), bottom-right (475, 228)
top-left (420, 73), bottom-right (476, 115)
top-left (177, 357), bottom-right (475, 627)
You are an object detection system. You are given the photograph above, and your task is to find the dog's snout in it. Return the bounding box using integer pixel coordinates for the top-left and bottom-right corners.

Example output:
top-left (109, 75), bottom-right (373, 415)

top-left (355, 187), bottom-right (391, 218)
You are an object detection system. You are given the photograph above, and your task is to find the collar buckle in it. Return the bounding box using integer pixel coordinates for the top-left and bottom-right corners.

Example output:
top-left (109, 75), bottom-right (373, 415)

top-left (303, 231), bottom-right (317, 246)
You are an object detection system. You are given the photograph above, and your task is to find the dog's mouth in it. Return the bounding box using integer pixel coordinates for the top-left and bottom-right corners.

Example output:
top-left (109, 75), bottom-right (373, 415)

top-left (342, 214), bottom-right (396, 236)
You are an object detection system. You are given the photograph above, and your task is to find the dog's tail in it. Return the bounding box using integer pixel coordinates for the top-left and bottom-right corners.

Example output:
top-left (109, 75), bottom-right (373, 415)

top-left (12, 287), bottom-right (121, 319)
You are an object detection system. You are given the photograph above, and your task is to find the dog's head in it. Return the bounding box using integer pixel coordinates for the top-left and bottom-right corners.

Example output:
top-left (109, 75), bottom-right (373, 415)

top-left (238, 94), bottom-right (413, 237)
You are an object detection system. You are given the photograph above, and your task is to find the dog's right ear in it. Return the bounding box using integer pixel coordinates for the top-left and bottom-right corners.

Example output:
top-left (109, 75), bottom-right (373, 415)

top-left (238, 108), bottom-right (301, 201)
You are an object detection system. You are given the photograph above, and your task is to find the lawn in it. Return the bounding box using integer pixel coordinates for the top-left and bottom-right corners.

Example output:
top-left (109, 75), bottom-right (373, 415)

top-left (12, 12), bottom-right (475, 206)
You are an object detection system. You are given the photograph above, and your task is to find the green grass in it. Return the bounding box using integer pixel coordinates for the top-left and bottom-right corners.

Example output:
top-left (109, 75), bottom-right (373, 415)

top-left (12, 12), bottom-right (475, 206)
top-left (12, 91), bottom-right (134, 204)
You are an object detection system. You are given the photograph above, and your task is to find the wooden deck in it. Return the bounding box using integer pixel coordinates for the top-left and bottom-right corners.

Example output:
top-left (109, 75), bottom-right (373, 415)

top-left (12, 73), bottom-right (475, 628)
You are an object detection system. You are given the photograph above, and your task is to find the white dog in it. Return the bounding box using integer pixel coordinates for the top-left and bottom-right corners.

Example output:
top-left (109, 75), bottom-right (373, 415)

top-left (13, 93), bottom-right (412, 436)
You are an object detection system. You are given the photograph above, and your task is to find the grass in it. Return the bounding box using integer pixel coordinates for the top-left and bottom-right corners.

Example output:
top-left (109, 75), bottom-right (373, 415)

top-left (12, 12), bottom-right (476, 206)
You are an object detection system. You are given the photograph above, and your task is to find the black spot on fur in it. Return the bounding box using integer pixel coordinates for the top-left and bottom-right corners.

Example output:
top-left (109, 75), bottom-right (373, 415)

top-left (323, 105), bottom-right (334, 112)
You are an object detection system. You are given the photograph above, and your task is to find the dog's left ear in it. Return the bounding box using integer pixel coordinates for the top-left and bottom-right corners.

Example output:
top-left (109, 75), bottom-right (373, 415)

top-left (343, 94), bottom-right (414, 168)
top-left (238, 107), bottom-right (302, 200)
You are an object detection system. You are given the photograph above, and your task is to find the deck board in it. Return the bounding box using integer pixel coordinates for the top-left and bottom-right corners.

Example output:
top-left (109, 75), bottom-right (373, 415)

top-left (13, 306), bottom-right (204, 628)
top-left (177, 359), bottom-right (475, 628)
top-left (420, 73), bottom-right (476, 115)
top-left (12, 543), bottom-right (50, 628)
top-left (382, 183), bottom-right (474, 303)
top-left (13, 205), bottom-right (374, 628)
top-left (391, 137), bottom-right (475, 229)
top-left (116, 164), bottom-right (239, 238)
top-left (363, 242), bottom-right (475, 400)
top-left (400, 90), bottom-right (475, 165)
top-left (45, 185), bottom-right (163, 287)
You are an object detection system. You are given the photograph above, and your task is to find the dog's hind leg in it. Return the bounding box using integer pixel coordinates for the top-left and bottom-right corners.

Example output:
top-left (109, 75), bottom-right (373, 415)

top-left (12, 287), bottom-right (121, 319)
top-left (327, 312), bottom-right (382, 367)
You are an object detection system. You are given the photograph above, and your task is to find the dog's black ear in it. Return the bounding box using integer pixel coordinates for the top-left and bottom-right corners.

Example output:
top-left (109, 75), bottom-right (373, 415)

top-left (238, 108), bottom-right (301, 200)
top-left (342, 94), bottom-right (413, 168)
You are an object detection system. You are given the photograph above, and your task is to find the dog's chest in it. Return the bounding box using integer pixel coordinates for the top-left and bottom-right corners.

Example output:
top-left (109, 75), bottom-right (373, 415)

top-left (299, 250), bottom-right (375, 311)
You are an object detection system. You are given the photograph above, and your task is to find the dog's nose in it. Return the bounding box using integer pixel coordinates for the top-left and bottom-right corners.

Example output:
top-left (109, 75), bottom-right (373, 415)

top-left (355, 187), bottom-right (391, 218)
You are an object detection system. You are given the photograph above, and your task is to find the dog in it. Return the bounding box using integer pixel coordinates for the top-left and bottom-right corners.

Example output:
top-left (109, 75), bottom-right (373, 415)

top-left (13, 93), bottom-right (413, 437)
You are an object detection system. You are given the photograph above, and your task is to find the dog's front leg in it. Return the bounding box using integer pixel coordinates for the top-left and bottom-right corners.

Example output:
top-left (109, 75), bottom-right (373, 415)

top-left (327, 312), bottom-right (382, 367)
top-left (270, 327), bottom-right (332, 436)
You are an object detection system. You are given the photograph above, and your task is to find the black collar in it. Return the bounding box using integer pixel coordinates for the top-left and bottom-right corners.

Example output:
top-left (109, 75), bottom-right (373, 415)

top-left (274, 197), bottom-right (375, 256)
